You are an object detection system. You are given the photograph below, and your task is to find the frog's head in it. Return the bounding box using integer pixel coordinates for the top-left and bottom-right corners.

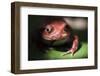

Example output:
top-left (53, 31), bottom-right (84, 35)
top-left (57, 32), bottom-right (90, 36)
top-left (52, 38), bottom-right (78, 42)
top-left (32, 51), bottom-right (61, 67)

top-left (41, 17), bottom-right (71, 41)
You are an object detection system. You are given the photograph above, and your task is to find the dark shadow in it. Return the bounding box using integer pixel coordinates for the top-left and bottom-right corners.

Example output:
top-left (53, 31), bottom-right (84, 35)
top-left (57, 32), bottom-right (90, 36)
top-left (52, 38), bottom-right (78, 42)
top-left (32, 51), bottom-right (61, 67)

top-left (72, 29), bottom-right (88, 42)
top-left (53, 42), bottom-right (82, 52)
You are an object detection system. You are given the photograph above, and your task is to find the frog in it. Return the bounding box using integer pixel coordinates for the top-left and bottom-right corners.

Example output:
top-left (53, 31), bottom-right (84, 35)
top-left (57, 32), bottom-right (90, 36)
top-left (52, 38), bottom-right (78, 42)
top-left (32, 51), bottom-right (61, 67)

top-left (39, 17), bottom-right (79, 56)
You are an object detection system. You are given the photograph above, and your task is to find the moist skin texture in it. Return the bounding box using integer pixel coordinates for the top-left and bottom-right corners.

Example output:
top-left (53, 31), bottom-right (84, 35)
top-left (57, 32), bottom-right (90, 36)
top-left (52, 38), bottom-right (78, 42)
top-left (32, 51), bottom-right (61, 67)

top-left (41, 19), bottom-right (79, 56)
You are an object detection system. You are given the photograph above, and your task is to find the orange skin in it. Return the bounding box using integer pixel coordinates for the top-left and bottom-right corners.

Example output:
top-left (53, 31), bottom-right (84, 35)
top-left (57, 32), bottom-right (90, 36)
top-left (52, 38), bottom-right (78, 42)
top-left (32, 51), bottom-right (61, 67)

top-left (42, 21), bottom-right (79, 56)
top-left (42, 21), bottom-right (69, 40)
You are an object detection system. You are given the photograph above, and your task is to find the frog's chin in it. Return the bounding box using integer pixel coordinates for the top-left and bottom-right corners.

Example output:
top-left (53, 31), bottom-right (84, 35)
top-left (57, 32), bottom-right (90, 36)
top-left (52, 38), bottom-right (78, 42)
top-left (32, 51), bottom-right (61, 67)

top-left (42, 36), bottom-right (65, 41)
top-left (43, 37), bottom-right (56, 41)
top-left (42, 36), bottom-right (55, 41)
top-left (43, 37), bottom-right (52, 41)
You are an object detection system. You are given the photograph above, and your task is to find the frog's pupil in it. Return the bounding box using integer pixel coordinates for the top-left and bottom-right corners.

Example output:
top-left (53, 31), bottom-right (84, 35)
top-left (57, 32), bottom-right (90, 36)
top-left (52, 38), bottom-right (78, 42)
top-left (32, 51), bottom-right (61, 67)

top-left (47, 28), bottom-right (49, 32)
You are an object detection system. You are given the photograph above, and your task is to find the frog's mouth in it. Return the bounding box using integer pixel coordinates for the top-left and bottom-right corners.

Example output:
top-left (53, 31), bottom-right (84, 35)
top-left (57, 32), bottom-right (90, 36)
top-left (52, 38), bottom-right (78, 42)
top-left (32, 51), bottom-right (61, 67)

top-left (43, 35), bottom-right (60, 40)
top-left (42, 33), bottom-right (68, 41)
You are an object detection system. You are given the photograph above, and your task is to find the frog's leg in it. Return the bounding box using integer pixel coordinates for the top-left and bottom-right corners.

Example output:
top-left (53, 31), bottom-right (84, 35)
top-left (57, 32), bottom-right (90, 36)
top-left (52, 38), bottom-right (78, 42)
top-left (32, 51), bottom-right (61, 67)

top-left (63, 35), bottom-right (79, 56)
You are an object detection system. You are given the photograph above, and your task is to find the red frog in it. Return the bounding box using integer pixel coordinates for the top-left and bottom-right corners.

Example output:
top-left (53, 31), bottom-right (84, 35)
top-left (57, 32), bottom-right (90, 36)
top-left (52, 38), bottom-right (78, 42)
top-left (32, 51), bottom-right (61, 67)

top-left (41, 17), bottom-right (79, 56)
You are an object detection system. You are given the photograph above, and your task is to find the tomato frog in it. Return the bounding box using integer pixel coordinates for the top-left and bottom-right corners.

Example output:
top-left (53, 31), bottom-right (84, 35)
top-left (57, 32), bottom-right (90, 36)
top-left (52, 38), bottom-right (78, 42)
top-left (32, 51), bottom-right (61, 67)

top-left (39, 17), bottom-right (79, 56)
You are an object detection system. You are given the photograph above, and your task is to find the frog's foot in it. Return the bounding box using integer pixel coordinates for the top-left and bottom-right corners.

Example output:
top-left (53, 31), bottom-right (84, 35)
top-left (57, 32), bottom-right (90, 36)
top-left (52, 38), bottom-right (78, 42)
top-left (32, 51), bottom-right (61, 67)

top-left (62, 35), bottom-right (79, 56)
top-left (62, 50), bottom-right (74, 56)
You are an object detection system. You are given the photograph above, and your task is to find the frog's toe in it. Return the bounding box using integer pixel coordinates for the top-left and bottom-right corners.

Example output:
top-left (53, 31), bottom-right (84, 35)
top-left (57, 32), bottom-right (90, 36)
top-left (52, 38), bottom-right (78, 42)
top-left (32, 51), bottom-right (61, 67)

top-left (62, 50), bottom-right (75, 56)
top-left (62, 51), bottom-right (71, 56)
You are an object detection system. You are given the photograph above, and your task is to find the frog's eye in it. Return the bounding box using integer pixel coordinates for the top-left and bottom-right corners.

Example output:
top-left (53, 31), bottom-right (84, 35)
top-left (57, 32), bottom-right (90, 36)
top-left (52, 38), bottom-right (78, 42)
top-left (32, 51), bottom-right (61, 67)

top-left (45, 26), bottom-right (52, 33)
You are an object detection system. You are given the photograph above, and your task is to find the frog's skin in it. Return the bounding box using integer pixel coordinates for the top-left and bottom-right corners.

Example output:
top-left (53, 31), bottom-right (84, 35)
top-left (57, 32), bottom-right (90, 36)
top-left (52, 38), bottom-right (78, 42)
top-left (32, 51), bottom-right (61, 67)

top-left (40, 17), bottom-right (79, 56)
